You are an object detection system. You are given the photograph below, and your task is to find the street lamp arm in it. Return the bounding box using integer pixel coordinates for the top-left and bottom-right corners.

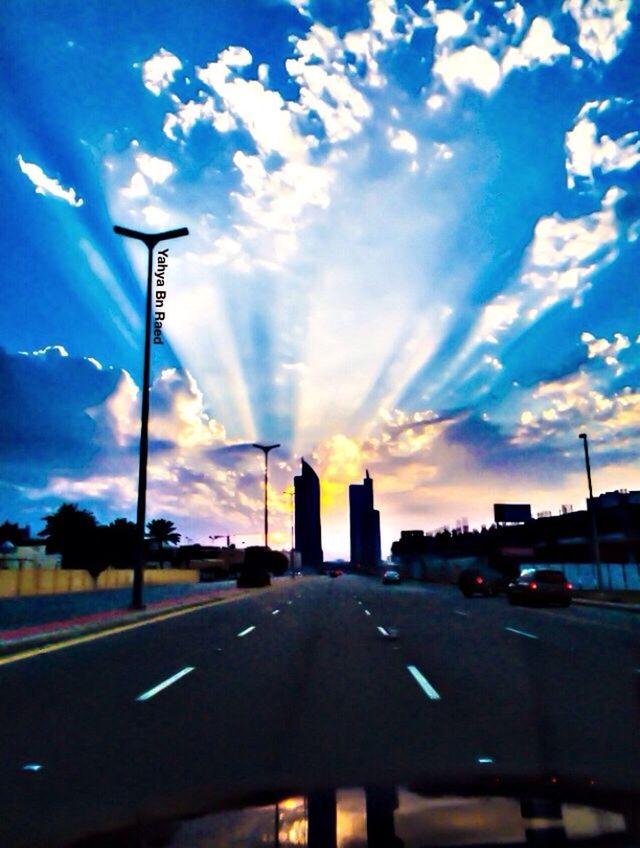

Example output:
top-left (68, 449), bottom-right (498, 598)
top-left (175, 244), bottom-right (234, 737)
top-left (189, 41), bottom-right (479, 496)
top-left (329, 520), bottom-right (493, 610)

top-left (113, 225), bottom-right (189, 248)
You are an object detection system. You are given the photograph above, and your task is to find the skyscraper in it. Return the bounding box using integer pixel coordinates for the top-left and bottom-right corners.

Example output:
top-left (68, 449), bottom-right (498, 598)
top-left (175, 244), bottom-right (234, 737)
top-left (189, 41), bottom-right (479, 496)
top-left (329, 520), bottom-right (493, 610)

top-left (349, 470), bottom-right (381, 571)
top-left (294, 458), bottom-right (323, 569)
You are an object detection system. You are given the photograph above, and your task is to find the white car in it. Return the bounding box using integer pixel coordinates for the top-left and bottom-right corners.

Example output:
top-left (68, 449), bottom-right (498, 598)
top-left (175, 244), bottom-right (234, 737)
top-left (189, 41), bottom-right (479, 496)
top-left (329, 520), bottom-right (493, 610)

top-left (382, 569), bottom-right (401, 585)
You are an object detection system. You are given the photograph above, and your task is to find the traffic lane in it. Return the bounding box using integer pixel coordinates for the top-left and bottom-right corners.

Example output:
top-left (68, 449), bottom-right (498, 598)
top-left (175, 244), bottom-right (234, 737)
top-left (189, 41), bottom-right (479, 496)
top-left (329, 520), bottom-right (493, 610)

top-left (347, 577), bottom-right (640, 789)
top-left (0, 580), bottom-right (314, 846)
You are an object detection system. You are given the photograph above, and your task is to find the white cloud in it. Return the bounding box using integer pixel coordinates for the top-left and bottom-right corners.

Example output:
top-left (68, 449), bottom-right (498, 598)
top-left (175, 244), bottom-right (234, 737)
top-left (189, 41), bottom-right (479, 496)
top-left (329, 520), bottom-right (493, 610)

top-left (141, 47), bottom-right (182, 95)
top-left (433, 9), bottom-right (468, 43)
top-left (502, 16), bottom-right (569, 75)
top-left (218, 46), bottom-right (252, 67)
top-left (135, 153), bottom-right (175, 184)
top-left (565, 101), bottom-right (640, 189)
top-left (433, 45), bottom-right (502, 95)
top-left (562, 0), bottom-right (632, 63)
top-left (17, 155), bottom-right (83, 207)
top-left (388, 128), bottom-right (417, 155)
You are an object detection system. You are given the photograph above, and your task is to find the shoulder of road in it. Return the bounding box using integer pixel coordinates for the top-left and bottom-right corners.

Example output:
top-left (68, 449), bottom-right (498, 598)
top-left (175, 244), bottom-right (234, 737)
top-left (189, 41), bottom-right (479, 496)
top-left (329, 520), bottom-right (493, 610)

top-left (0, 578), bottom-right (637, 662)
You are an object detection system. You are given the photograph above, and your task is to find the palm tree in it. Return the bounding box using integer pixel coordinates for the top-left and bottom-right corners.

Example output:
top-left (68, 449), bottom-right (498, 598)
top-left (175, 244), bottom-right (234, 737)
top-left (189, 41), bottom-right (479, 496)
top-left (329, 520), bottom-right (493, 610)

top-left (39, 503), bottom-right (98, 569)
top-left (146, 519), bottom-right (181, 568)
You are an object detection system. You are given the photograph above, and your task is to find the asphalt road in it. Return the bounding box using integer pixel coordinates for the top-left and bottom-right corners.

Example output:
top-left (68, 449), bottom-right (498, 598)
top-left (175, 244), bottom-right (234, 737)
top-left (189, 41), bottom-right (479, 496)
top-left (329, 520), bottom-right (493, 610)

top-left (2, 575), bottom-right (639, 846)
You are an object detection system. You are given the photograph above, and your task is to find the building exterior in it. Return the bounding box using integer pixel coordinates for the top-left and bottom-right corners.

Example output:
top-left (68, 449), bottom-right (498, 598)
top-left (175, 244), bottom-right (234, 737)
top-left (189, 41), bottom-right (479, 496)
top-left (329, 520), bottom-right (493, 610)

top-left (0, 543), bottom-right (62, 569)
top-left (294, 458), bottom-right (323, 569)
top-left (349, 470), bottom-right (381, 571)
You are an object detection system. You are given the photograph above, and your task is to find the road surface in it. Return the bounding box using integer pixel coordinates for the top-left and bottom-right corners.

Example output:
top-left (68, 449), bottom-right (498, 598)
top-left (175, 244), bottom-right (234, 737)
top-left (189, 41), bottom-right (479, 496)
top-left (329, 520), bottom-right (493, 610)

top-left (1, 575), bottom-right (638, 846)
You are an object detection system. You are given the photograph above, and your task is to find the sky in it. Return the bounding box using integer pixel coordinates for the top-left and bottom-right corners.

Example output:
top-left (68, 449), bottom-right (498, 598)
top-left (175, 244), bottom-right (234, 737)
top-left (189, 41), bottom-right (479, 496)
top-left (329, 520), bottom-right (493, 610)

top-left (1, 0), bottom-right (639, 559)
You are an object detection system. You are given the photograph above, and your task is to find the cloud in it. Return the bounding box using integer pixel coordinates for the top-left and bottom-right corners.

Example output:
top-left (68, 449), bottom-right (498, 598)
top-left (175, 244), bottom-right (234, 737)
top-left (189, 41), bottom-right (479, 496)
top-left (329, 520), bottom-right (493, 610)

top-left (433, 45), bottom-right (502, 95)
top-left (140, 47), bottom-right (182, 95)
top-left (17, 155), bottom-right (83, 206)
top-left (501, 16), bottom-right (570, 75)
top-left (562, 0), bottom-right (632, 63)
top-left (565, 99), bottom-right (640, 190)
top-left (388, 128), bottom-right (417, 155)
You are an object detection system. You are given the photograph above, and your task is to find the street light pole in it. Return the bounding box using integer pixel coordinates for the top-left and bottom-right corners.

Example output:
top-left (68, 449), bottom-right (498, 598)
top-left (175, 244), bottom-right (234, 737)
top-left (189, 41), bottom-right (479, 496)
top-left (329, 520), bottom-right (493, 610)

top-left (113, 225), bottom-right (189, 609)
top-left (252, 443), bottom-right (280, 548)
top-left (579, 432), bottom-right (601, 587)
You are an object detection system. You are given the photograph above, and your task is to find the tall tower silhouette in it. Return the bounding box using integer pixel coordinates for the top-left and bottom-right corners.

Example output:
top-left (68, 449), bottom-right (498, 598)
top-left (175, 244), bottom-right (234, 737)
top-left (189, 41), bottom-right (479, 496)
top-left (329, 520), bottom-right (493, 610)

top-left (349, 470), bottom-right (381, 571)
top-left (294, 458), bottom-right (323, 569)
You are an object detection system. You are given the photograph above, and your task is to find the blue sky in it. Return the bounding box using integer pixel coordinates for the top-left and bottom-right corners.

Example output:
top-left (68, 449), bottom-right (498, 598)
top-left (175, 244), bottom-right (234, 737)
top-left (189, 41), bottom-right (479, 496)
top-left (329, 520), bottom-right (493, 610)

top-left (1, 0), bottom-right (639, 557)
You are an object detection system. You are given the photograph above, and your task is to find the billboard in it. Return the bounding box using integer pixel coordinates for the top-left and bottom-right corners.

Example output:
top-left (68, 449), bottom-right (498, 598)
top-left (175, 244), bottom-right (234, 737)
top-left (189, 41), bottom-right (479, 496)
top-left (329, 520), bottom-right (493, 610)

top-left (493, 503), bottom-right (532, 523)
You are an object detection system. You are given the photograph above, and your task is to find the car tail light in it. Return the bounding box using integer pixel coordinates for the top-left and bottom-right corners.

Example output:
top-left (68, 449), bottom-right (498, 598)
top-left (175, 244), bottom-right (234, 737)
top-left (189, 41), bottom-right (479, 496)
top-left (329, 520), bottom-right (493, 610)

top-left (475, 575), bottom-right (484, 584)
top-left (565, 581), bottom-right (573, 589)
top-left (528, 581), bottom-right (538, 590)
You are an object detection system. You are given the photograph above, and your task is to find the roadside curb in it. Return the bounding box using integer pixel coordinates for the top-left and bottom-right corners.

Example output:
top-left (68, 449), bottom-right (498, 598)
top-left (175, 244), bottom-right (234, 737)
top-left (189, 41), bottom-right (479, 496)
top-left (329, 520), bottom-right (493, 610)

top-left (0, 588), bottom-right (257, 660)
top-left (572, 597), bottom-right (640, 613)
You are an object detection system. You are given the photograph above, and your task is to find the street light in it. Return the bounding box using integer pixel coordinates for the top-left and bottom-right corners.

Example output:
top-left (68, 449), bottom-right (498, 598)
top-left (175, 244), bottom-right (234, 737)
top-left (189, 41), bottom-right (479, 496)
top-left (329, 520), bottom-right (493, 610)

top-left (252, 443), bottom-right (280, 548)
top-left (114, 225), bottom-right (189, 609)
top-left (284, 486), bottom-right (295, 578)
top-left (579, 432), bottom-right (601, 586)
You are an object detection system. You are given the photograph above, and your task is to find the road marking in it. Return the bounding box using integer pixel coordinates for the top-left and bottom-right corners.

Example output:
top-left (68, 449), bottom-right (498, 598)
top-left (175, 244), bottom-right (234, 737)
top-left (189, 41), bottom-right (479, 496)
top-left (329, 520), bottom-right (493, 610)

top-left (238, 626), bottom-right (256, 637)
top-left (272, 609), bottom-right (280, 615)
top-left (358, 601), bottom-right (363, 605)
top-left (136, 666), bottom-right (194, 702)
top-left (364, 609), bottom-right (371, 616)
top-left (505, 626), bottom-right (538, 640)
top-left (454, 610), bottom-right (469, 617)
top-left (477, 757), bottom-right (494, 764)
top-left (407, 665), bottom-right (441, 700)
top-left (377, 626), bottom-right (389, 636)
top-left (22, 763), bottom-right (43, 772)
top-left (287, 601), bottom-right (293, 605)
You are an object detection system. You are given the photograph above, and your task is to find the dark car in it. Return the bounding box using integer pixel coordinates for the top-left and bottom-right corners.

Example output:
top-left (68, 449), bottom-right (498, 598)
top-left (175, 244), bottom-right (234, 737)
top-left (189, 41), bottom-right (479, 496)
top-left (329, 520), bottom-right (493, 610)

top-left (382, 568), bottom-right (401, 584)
top-left (507, 568), bottom-right (572, 607)
top-left (329, 567), bottom-right (344, 577)
top-left (458, 567), bottom-right (506, 597)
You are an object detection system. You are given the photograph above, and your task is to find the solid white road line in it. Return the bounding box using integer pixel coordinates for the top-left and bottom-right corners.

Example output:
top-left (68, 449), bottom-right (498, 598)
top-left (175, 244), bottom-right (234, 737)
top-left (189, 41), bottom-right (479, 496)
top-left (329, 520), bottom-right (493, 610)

top-left (505, 626), bottom-right (538, 640)
top-left (136, 666), bottom-right (195, 702)
top-left (407, 665), bottom-right (441, 700)
top-left (364, 609), bottom-right (371, 616)
top-left (238, 626), bottom-right (256, 637)
top-left (377, 626), bottom-right (389, 636)
top-left (454, 610), bottom-right (469, 617)
top-left (272, 610), bottom-right (280, 615)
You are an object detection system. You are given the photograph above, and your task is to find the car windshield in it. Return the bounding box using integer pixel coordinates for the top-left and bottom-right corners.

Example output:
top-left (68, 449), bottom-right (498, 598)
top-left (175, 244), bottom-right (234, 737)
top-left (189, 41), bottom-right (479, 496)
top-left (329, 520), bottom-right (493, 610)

top-left (2, 2), bottom-right (640, 846)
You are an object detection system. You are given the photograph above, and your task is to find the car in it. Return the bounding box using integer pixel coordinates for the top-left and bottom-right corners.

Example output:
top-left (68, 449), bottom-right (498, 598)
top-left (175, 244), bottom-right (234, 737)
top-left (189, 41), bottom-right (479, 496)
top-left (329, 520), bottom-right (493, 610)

top-left (382, 569), bottom-right (401, 584)
top-left (507, 568), bottom-right (572, 607)
top-left (328, 567), bottom-right (344, 578)
top-left (458, 568), bottom-right (506, 598)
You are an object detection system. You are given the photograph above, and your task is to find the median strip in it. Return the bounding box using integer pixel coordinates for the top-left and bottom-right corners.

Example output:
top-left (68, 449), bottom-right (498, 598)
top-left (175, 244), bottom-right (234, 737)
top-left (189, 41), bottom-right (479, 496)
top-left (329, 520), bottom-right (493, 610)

top-left (505, 626), bottom-right (538, 640)
top-left (407, 665), bottom-right (441, 700)
top-left (136, 666), bottom-right (195, 701)
top-left (238, 626), bottom-right (256, 637)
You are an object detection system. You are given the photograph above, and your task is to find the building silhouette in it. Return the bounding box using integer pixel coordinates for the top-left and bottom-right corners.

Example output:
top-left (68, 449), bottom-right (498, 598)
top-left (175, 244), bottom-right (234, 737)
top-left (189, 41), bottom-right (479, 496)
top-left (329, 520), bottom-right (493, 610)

top-left (349, 470), bottom-right (381, 571)
top-left (294, 458), bottom-right (323, 569)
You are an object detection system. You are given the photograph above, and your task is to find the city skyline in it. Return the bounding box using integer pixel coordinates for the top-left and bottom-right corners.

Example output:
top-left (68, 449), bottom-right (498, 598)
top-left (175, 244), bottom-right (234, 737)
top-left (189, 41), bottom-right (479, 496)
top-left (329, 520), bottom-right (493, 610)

top-left (2, 0), bottom-right (639, 558)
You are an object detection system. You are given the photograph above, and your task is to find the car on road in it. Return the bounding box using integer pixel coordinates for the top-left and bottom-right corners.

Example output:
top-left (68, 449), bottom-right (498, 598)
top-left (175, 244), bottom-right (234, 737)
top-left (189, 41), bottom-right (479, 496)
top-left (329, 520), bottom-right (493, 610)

top-left (507, 568), bottom-right (572, 607)
top-left (329, 567), bottom-right (344, 578)
top-left (458, 567), bottom-right (506, 598)
top-left (382, 569), bottom-right (401, 584)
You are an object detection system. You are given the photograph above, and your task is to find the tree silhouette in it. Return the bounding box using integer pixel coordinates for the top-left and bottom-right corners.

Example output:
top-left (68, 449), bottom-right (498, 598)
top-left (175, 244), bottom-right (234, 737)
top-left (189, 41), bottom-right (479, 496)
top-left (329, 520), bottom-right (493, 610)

top-left (39, 503), bottom-right (99, 571)
top-left (146, 518), bottom-right (181, 568)
top-left (105, 518), bottom-right (137, 569)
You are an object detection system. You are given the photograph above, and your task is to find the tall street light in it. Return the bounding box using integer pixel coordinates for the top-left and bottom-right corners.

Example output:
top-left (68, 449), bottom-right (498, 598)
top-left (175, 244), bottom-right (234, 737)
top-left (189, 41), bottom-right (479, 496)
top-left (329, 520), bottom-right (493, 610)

top-left (114, 225), bottom-right (189, 609)
top-left (579, 432), bottom-right (601, 587)
top-left (252, 443), bottom-right (280, 548)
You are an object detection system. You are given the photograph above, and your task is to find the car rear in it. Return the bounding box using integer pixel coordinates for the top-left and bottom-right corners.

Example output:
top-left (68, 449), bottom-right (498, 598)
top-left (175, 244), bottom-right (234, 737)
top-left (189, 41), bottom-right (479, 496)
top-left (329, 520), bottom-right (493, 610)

top-left (508, 569), bottom-right (572, 606)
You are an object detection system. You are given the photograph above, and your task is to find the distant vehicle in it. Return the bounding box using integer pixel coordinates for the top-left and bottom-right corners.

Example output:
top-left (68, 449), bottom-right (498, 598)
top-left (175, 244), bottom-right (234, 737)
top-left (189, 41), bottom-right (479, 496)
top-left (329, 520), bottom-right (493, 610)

top-left (507, 568), bottom-right (572, 607)
top-left (382, 569), bottom-right (401, 585)
top-left (458, 568), bottom-right (506, 598)
top-left (328, 567), bottom-right (344, 578)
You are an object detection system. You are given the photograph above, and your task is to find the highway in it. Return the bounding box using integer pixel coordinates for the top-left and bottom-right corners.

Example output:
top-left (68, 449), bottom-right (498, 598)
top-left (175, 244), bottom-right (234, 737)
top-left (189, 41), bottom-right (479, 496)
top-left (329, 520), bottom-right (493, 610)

top-left (2, 574), bottom-right (639, 846)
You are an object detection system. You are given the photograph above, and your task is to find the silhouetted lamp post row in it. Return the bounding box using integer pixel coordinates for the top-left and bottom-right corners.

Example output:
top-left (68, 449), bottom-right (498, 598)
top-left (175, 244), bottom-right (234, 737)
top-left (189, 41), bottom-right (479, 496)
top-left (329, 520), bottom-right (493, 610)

top-left (113, 225), bottom-right (189, 610)
top-left (252, 443), bottom-right (280, 548)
